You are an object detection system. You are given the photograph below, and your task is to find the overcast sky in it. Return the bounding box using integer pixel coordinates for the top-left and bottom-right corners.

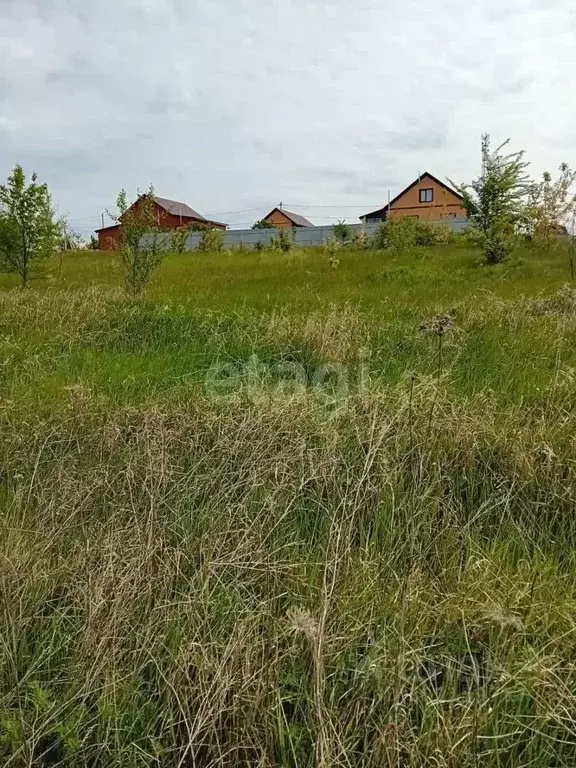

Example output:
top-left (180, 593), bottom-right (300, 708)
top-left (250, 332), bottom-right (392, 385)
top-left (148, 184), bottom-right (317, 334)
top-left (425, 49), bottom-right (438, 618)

top-left (1, 0), bottom-right (575, 233)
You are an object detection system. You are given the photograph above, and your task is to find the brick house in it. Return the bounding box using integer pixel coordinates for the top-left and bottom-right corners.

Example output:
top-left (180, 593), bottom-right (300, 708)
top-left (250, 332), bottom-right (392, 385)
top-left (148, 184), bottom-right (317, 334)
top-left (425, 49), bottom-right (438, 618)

top-left (95, 195), bottom-right (227, 250)
top-left (261, 206), bottom-right (313, 228)
top-left (360, 172), bottom-right (466, 224)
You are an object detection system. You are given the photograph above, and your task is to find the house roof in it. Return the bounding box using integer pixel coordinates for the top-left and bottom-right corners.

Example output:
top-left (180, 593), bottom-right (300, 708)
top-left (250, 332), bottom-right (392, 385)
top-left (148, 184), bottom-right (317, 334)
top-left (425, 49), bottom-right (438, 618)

top-left (153, 196), bottom-right (206, 220)
top-left (95, 195), bottom-right (227, 232)
top-left (264, 207), bottom-right (314, 227)
top-left (360, 172), bottom-right (464, 219)
top-left (153, 197), bottom-right (227, 227)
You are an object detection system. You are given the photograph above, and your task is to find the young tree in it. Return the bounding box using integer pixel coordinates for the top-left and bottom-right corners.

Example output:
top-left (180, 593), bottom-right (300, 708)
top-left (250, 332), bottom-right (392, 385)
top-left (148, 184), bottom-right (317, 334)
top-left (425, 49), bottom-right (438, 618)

top-left (526, 164), bottom-right (576, 247)
top-left (276, 227), bottom-right (292, 252)
top-left (110, 187), bottom-right (162, 296)
top-left (333, 220), bottom-right (351, 243)
top-left (452, 134), bottom-right (530, 264)
top-left (0, 164), bottom-right (62, 286)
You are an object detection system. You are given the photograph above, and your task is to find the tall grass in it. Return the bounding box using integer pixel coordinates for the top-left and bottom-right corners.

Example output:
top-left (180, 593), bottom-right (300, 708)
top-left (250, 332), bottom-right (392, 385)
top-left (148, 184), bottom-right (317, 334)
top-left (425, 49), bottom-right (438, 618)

top-left (0, 245), bottom-right (576, 766)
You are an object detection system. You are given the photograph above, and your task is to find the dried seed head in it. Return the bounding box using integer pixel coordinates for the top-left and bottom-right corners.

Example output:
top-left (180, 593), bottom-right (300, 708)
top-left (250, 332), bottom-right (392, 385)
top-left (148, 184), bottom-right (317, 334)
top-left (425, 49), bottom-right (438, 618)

top-left (485, 609), bottom-right (524, 632)
top-left (419, 312), bottom-right (455, 336)
top-left (287, 606), bottom-right (318, 641)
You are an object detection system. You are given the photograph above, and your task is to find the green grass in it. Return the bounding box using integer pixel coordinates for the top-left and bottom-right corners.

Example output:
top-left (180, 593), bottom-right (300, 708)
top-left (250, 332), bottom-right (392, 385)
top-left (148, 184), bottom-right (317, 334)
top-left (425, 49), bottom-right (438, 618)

top-left (2, 240), bottom-right (570, 309)
top-left (1, 242), bottom-right (576, 766)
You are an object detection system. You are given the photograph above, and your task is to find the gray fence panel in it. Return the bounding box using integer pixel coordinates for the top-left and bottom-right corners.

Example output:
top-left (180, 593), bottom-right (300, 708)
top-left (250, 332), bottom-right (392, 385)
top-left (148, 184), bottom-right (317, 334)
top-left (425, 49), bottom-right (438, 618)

top-left (143, 219), bottom-right (468, 251)
top-left (184, 219), bottom-right (468, 249)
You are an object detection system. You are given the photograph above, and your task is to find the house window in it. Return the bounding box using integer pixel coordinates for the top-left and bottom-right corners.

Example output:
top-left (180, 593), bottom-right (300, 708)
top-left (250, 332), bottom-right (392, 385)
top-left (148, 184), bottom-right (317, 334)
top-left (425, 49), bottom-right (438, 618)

top-left (419, 188), bottom-right (433, 203)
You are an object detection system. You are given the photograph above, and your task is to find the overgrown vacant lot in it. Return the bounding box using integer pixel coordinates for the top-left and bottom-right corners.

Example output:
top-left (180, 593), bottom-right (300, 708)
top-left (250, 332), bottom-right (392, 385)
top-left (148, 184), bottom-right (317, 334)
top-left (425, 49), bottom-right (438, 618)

top-left (1, 243), bottom-right (576, 766)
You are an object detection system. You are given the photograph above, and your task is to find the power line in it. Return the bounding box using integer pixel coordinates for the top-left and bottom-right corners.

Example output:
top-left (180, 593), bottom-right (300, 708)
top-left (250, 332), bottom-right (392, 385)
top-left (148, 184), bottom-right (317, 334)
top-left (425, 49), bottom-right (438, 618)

top-left (67, 204), bottom-right (373, 230)
top-left (204, 207), bottom-right (268, 217)
top-left (283, 203), bottom-right (376, 209)
top-left (206, 203), bottom-right (377, 217)
top-left (67, 215), bottom-right (102, 223)
top-left (307, 215), bottom-right (363, 220)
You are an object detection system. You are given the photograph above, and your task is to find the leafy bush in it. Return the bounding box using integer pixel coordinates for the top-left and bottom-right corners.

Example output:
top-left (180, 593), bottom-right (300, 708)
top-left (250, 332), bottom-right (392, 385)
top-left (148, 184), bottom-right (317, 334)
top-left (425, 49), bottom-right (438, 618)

top-left (525, 164), bottom-right (576, 249)
top-left (324, 236), bottom-right (341, 267)
top-left (351, 229), bottom-right (369, 249)
top-left (333, 220), bottom-right (351, 243)
top-left (170, 227), bottom-right (190, 254)
top-left (373, 218), bottom-right (452, 252)
top-left (269, 228), bottom-right (292, 252)
top-left (415, 221), bottom-right (452, 246)
top-left (252, 219), bottom-right (274, 230)
top-left (199, 229), bottom-right (224, 252)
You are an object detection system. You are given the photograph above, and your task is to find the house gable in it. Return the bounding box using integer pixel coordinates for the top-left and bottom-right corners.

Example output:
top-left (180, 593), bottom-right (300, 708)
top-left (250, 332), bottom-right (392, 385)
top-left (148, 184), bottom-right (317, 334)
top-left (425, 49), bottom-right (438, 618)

top-left (263, 207), bottom-right (313, 228)
top-left (361, 173), bottom-right (465, 222)
top-left (390, 173), bottom-right (463, 212)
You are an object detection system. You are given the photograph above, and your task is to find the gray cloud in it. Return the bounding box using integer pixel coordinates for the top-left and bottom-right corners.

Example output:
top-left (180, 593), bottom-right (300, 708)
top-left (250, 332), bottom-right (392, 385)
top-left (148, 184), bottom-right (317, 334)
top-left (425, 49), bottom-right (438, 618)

top-left (0, 0), bottom-right (575, 233)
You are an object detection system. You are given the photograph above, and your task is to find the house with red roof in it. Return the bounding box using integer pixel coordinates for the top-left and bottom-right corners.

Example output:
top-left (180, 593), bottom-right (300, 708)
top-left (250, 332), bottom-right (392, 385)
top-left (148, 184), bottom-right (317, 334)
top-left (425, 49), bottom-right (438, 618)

top-left (95, 194), bottom-right (227, 250)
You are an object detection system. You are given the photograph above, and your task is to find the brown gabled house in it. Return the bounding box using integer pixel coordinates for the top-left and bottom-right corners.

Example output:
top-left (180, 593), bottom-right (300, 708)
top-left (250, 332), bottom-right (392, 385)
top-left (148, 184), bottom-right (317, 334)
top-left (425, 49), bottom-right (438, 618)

top-left (261, 206), bottom-right (313, 228)
top-left (95, 195), bottom-right (227, 250)
top-left (360, 172), bottom-right (466, 224)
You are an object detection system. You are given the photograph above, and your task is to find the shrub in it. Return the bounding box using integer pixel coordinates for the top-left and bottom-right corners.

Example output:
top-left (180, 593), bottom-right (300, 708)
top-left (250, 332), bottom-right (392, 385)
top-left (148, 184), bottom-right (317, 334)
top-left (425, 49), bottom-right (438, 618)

top-left (351, 229), bottom-right (369, 249)
top-left (373, 218), bottom-right (451, 252)
top-left (269, 228), bottom-right (292, 252)
top-left (170, 227), bottom-right (190, 254)
top-left (526, 164), bottom-right (576, 249)
top-left (324, 236), bottom-right (341, 267)
top-left (372, 222), bottom-right (388, 250)
top-left (199, 229), bottom-right (224, 252)
top-left (415, 221), bottom-right (452, 246)
top-left (252, 219), bottom-right (274, 230)
top-left (333, 220), bottom-right (351, 243)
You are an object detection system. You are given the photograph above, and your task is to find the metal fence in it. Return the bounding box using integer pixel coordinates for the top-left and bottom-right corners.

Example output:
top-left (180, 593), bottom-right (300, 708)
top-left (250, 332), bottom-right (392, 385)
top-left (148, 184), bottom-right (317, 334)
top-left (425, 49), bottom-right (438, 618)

top-left (149, 218), bottom-right (469, 251)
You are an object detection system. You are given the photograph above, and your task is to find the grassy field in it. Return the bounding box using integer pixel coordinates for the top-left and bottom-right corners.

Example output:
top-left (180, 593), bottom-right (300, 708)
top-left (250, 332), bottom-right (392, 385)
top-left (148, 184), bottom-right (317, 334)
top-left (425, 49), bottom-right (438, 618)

top-left (1, 241), bottom-right (576, 766)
